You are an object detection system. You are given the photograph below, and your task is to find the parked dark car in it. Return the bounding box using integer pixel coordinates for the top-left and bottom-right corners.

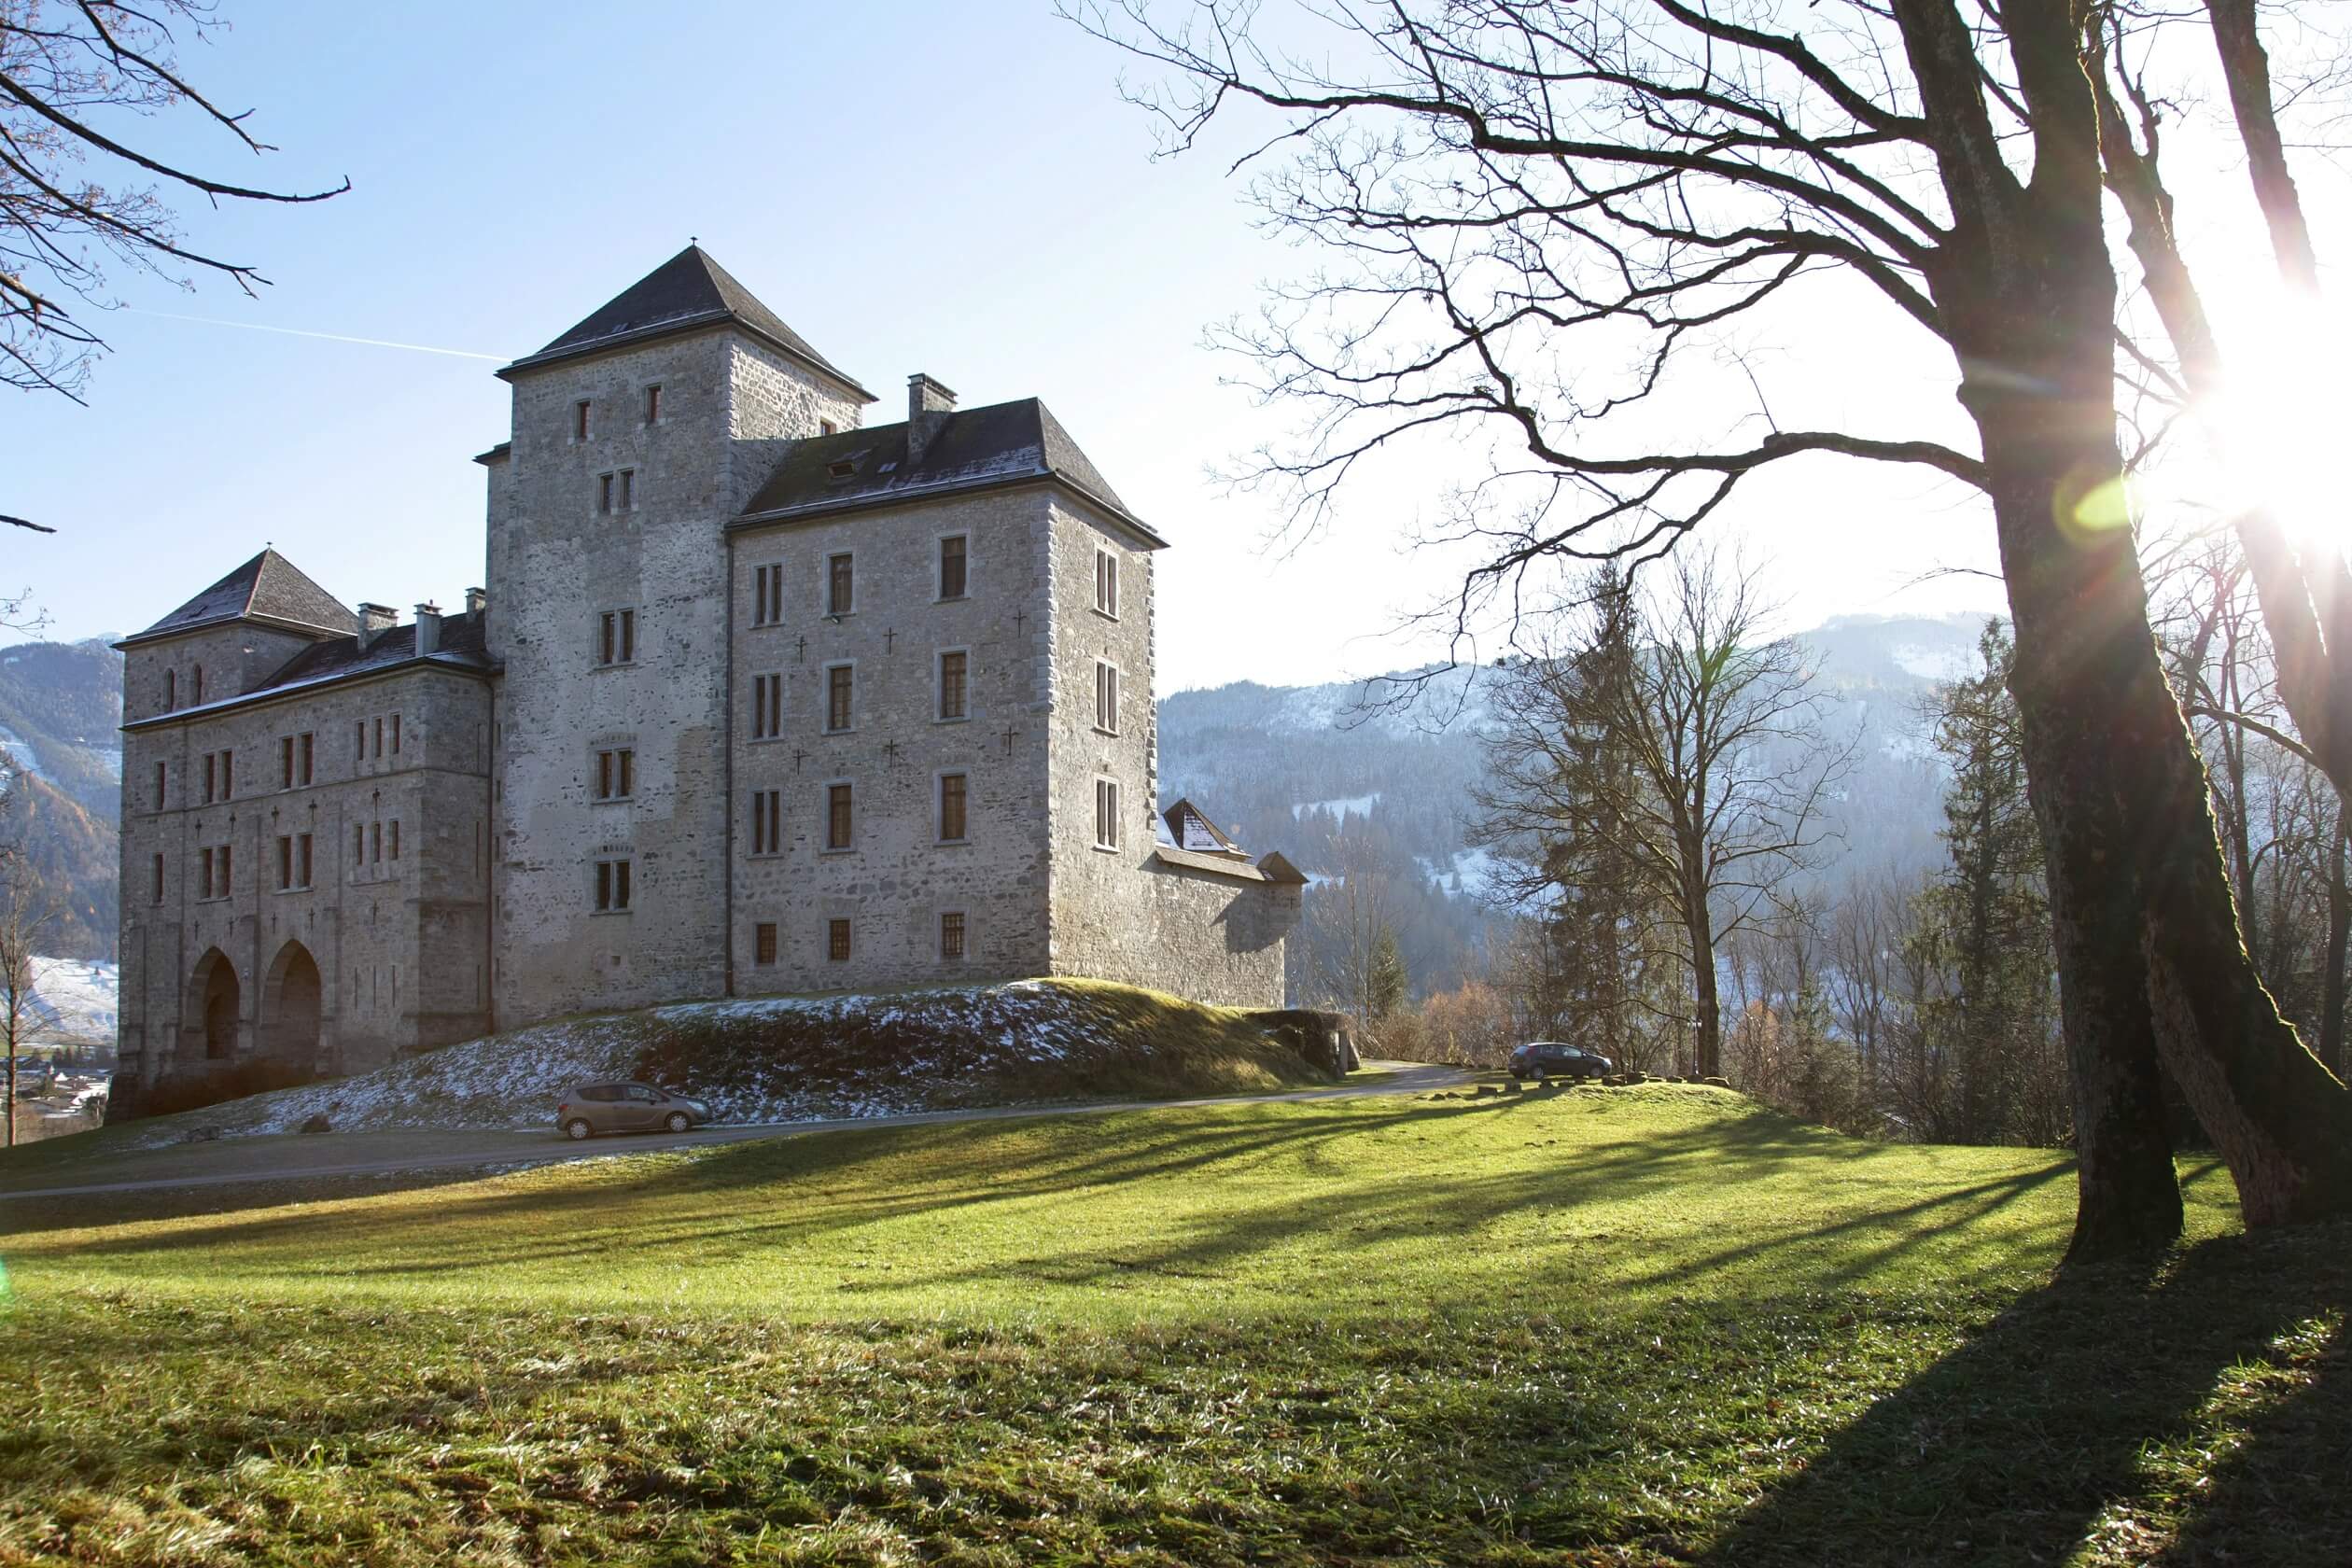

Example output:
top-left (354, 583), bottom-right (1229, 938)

top-left (555, 1082), bottom-right (709, 1140)
top-left (1507, 1042), bottom-right (1613, 1083)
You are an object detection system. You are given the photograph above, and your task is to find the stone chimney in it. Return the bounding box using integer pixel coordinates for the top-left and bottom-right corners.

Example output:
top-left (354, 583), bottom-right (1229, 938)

top-left (357, 603), bottom-right (398, 651)
top-left (465, 586), bottom-right (487, 617)
top-left (906, 372), bottom-right (957, 466)
top-left (413, 601), bottom-right (442, 657)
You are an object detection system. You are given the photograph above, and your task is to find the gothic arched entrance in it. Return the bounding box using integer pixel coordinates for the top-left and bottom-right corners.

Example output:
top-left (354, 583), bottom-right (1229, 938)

top-left (260, 941), bottom-right (322, 1072)
top-left (190, 948), bottom-right (239, 1061)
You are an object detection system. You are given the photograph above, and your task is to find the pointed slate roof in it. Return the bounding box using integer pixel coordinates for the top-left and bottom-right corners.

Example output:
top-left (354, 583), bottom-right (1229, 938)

top-left (500, 244), bottom-right (873, 399)
top-left (732, 398), bottom-right (1165, 546)
top-left (118, 548), bottom-right (356, 648)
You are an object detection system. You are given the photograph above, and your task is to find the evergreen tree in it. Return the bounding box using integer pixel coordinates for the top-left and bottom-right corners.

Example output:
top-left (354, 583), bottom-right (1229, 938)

top-left (1911, 621), bottom-right (2065, 1144)
top-left (1367, 926), bottom-right (1409, 1025)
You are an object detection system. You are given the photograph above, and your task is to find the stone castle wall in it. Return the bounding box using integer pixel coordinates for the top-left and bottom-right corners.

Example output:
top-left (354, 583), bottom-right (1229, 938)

top-left (112, 662), bottom-right (491, 1113)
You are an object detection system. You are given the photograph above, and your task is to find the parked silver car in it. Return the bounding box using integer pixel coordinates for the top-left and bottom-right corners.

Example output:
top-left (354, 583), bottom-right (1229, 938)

top-left (555, 1081), bottom-right (709, 1140)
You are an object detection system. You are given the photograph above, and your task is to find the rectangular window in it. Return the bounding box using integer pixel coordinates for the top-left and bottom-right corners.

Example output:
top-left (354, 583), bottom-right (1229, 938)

top-left (939, 772), bottom-right (968, 843)
top-left (939, 535), bottom-right (967, 599)
top-left (391, 714), bottom-right (401, 755)
top-left (277, 834), bottom-right (293, 890)
top-left (193, 665), bottom-right (203, 705)
top-left (152, 853), bottom-right (164, 904)
top-left (595, 858), bottom-right (633, 913)
top-left (941, 910), bottom-right (966, 960)
top-left (154, 761), bottom-right (166, 812)
top-left (299, 732), bottom-right (314, 785)
top-left (203, 752), bottom-right (216, 804)
top-left (644, 384), bottom-right (662, 424)
top-left (618, 469), bottom-right (635, 511)
top-left (595, 748), bottom-right (635, 801)
top-left (1095, 548), bottom-right (1119, 617)
top-left (280, 735), bottom-right (295, 790)
top-left (598, 609), bottom-right (637, 666)
top-left (827, 782), bottom-right (853, 849)
top-left (219, 842), bottom-right (232, 895)
top-left (598, 472), bottom-right (614, 513)
top-left (373, 717), bottom-right (384, 759)
top-left (819, 418), bottom-right (838, 436)
top-left (301, 833), bottom-right (313, 889)
top-left (199, 846), bottom-right (214, 901)
top-left (938, 650), bottom-right (967, 721)
top-left (220, 749), bottom-right (233, 797)
top-left (751, 672), bottom-right (783, 740)
top-left (826, 664), bottom-right (853, 732)
top-left (389, 819), bottom-right (401, 861)
top-left (753, 563), bottom-right (783, 627)
top-left (573, 399), bottom-right (590, 441)
top-left (356, 719), bottom-right (366, 761)
top-left (827, 553), bottom-right (853, 616)
top-left (828, 917), bottom-right (851, 962)
top-left (1095, 661), bottom-right (1119, 735)
top-left (1095, 777), bottom-right (1120, 850)
top-left (371, 821), bottom-right (382, 864)
top-left (750, 788), bottom-right (782, 856)
top-left (754, 921), bottom-right (777, 966)
top-left (165, 668), bottom-right (176, 709)
top-left (354, 822), bottom-right (365, 863)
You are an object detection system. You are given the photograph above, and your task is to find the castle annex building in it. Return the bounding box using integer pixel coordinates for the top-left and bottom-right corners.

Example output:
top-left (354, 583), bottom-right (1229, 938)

top-left (112, 246), bottom-right (1303, 1113)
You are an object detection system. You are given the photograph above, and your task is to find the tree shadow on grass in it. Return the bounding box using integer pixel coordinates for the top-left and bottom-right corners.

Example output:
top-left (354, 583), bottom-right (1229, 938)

top-left (1697, 1223), bottom-right (2352, 1567)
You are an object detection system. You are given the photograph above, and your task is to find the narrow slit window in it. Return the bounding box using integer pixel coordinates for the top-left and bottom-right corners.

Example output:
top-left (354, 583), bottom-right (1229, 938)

top-left (598, 472), bottom-right (614, 513)
top-left (938, 650), bottom-right (967, 721)
top-left (1095, 549), bottom-right (1118, 616)
top-left (940, 536), bottom-right (967, 599)
top-left (644, 384), bottom-right (662, 424)
top-left (828, 553), bottom-right (853, 616)
top-left (827, 782), bottom-right (853, 849)
top-left (939, 772), bottom-right (967, 843)
top-left (1095, 662), bottom-right (1119, 735)
top-left (826, 665), bottom-right (852, 732)
top-left (1095, 777), bottom-right (1120, 849)
top-left (573, 399), bottom-right (591, 441)
top-left (618, 469), bottom-right (635, 511)
top-left (750, 788), bottom-right (782, 855)
top-left (153, 761), bottom-right (166, 812)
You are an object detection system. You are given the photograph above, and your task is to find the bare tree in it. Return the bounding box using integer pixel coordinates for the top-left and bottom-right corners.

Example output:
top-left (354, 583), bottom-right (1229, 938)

top-left (0, 833), bottom-right (58, 1147)
top-left (1474, 552), bottom-right (1851, 1076)
top-left (1069, 0), bottom-right (2352, 1254)
top-left (2, 0), bottom-right (344, 404)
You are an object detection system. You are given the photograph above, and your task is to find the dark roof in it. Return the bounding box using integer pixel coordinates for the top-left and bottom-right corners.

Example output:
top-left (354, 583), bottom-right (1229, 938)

top-left (1151, 845), bottom-right (1281, 883)
top-left (119, 549), bottom-right (356, 647)
top-left (120, 609), bottom-right (494, 730)
top-left (256, 608), bottom-right (492, 693)
top-left (1163, 799), bottom-right (1247, 857)
top-left (501, 245), bottom-right (872, 399)
top-left (733, 398), bottom-right (1164, 545)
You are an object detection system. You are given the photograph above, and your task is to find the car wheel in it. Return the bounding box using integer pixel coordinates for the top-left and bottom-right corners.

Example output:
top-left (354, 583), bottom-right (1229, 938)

top-left (563, 1118), bottom-right (593, 1141)
top-left (665, 1112), bottom-right (692, 1134)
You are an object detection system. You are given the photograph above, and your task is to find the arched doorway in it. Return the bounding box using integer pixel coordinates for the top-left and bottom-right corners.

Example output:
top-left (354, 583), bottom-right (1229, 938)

top-left (190, 948), bottom-right (239, 1060)
top-left (260, 941), bottom-right (322, 1071)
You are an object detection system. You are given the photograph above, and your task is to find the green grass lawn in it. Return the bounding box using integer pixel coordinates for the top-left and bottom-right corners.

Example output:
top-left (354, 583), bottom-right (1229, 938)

top-left (3, 1084), bottom-right (2344, 1565)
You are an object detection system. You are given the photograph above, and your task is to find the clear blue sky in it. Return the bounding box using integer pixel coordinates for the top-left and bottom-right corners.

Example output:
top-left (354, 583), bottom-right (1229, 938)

top-left (6, 3), bottom-right (2056, 687)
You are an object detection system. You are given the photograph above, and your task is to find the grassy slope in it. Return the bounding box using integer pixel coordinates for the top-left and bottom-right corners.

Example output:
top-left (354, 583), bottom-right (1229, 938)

top-left (4, 1085), bottom-right (2344, 1566)
top-left (81, 977), bottom-right (1325, 1147)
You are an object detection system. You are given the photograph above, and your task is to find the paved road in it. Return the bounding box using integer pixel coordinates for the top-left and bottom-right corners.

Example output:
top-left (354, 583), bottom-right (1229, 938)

top-left (0, 1062), bottom-right (1481, 1203)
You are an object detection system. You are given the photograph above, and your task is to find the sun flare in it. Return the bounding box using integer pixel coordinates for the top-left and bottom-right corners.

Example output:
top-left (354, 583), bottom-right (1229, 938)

top-left (2204, 296), bottom-right (2352, 553)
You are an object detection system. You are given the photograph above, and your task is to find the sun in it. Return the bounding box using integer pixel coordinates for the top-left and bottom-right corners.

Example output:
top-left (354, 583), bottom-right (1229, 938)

top-left (2203, 294), bottom-right (2352, 553)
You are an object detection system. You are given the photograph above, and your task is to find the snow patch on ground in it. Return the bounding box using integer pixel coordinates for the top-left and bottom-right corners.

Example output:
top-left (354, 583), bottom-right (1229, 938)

top-left (1889, 642), bottom-right (1976, 683)
top-left (26, 958), bottom-right (115, 1043)
top-left (1292, 792), bottom-right (1381, 823)
top-left (120, 983), bottom-right (1190, 1145)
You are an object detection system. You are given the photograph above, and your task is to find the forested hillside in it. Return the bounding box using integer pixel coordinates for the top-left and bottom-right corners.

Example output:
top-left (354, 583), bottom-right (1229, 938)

top-left (1158, 612), bottom-right (1987, 1002)
top-left (0, 637), bottom-right (122, 961)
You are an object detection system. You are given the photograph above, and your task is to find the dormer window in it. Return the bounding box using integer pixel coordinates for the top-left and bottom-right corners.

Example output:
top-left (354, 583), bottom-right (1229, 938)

top-left (826, 457), bottom-right (857, 482)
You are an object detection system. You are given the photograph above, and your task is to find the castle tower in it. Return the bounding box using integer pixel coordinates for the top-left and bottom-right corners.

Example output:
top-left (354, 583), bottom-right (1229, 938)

top-left (480, 245), bottom-right (874, 1023)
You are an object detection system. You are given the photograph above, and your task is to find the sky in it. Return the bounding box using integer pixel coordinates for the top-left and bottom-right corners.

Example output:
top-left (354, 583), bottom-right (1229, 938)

top-left (4, 1), bottom-right (2333, 693)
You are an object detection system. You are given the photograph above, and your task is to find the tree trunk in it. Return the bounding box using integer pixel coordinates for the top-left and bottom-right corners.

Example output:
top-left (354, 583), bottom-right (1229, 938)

top-left (1686, 869), bottom-right (1721, 1078)
top-left (2323, 819), bottom-right (2349, 1075)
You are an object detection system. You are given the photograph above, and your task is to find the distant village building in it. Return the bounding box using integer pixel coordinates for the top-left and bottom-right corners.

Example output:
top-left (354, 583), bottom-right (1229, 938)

top-left (109, 247), bottom-right (1303, 1114)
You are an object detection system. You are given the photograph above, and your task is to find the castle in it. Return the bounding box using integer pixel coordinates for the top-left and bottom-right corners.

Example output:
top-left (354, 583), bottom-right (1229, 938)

top-left (109, 246), bottom-right (1303, 1114)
